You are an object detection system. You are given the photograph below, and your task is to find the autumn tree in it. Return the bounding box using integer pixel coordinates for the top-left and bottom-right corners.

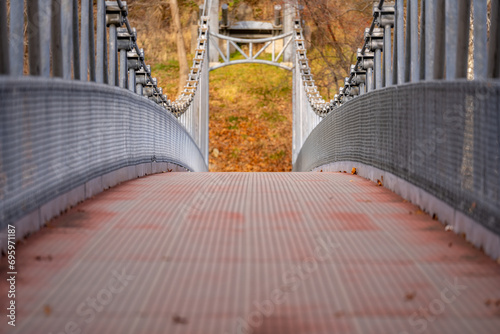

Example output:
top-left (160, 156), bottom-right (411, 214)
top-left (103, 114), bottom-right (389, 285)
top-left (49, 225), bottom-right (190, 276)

top-left (299, 0), bottom-right (373, 97)
top-left (170, 0), bottom-right (189, 94)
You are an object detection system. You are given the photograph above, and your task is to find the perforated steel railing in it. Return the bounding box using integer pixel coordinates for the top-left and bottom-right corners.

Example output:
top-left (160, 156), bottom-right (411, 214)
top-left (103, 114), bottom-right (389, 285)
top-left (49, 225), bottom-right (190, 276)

top-left (292, 0), bottom-right (500, 161)
top-left (0, 0), bottom-right (211, 232)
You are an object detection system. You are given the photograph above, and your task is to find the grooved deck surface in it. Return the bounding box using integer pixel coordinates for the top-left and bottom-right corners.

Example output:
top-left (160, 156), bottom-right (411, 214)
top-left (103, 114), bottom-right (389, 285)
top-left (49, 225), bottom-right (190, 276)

top-left (2, 172), bottom-right (500, 334)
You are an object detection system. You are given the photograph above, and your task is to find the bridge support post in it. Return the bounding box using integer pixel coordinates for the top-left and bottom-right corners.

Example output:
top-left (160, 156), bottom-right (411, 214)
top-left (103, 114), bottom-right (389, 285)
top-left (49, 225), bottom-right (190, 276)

top-left (375, 2), bottom-right (394, 87)
top-left (9, 0), bottom-right (23, 76)
top-left (127, 49), bottom-right (141, 92)
top-left (456, 0), bottom-right (471, 79)
top-left (0, 0), bottom-right (8, 75)
top-left (209, 0), bottom-right (219, 62)
top-left (117, 26), bottom-right (134, 89)
top-left (109, 25), bottom-right (118, 85)
top-left (72, 0), bottom-right (80, 79)
top-left (81, 0), bottom-right (90, 81)
top-left (434, 0), bottom-right (445, 80)
top-left (445, 0), bottom-right (458, 80)
top-left (88, 0), bottom-right (96, 81)
top-left (96, 0), bottom-right (108, 83)
top-left (395, 0), bottom-right (404, 84)
top-left (283, 1), bottom-right (294, 63)
top-left (366, 27), bottom-right (383, 90)
top-left (489, 0), bottom-right (500, 78)
top-left (473, 0), bottom-right (488, 80)
top-left (408, 0), bottom-right (419, 82)
top-left (27, 0), bottom-right (41, 76)
top-left (424, 0), bottom-right (436, 80)
top-left (106, 2), bottom-right (125, 86)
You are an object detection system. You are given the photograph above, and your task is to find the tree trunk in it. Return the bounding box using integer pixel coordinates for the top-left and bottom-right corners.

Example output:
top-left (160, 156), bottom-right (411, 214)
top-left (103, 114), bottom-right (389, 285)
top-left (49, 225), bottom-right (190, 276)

top-left (170, 0), bottom-right (189, 95)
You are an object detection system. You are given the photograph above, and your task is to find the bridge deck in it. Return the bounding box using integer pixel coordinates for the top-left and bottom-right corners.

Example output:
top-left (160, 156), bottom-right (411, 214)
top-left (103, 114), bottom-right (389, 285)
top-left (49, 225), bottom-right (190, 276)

top-left (2, 172), bottom-right (500, 334)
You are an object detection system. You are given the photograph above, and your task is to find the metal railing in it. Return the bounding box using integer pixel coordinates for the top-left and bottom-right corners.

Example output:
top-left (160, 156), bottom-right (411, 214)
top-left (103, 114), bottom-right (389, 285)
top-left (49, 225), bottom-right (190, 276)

top-left (292, 0), bottom-right (500, 257)
top-left (0, 0), bottom-right (212, 235)
top-left (0, 0), bottom-right (210, 162)
top-left (337, 0), bottom-right (500, 106)
top-left (208, 32), bottom-right (295, 71)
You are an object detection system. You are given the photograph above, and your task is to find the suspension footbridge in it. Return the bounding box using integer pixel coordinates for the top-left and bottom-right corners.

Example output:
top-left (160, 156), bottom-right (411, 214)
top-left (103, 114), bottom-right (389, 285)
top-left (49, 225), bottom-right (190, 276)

top-left (1, 0), bottom-right (500, 333)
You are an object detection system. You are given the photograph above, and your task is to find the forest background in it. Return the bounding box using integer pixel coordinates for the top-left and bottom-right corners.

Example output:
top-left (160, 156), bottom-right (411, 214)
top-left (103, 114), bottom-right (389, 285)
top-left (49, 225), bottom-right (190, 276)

top-left (125, 0), bottom-right (373, 171)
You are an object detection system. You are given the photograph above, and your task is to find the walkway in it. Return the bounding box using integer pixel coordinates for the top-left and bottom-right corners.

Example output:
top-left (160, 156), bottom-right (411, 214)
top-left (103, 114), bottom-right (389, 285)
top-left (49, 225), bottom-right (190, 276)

top-left (2, 172), bottom-right (500, 334)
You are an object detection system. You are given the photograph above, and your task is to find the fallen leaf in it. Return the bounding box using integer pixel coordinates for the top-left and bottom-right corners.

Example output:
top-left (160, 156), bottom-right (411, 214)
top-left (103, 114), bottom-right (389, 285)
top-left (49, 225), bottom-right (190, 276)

top-left (172, 315), bottom-right (188, 324)
top-left (405, 292), bottom-right (416, 301)
top-left (351, 167), bottom-right (357, 175)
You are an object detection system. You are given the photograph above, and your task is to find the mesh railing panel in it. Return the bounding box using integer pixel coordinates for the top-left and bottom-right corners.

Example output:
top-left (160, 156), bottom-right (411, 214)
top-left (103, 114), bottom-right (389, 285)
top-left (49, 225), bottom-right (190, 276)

top-left (293, 80), bottom-right (500, 235)
top-left (0, 76), bottom-right (208, 230)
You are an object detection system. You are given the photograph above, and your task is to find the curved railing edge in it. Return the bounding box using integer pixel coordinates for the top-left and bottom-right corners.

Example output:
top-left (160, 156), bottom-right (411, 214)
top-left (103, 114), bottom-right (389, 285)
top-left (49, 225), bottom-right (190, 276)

top-left (0, 75), bottom-right (208, 249)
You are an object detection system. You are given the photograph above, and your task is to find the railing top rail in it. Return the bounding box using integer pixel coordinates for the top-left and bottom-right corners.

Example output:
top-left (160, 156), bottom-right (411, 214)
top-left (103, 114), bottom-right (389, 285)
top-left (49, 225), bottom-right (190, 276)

top-left (210, 31), bottom-right (293, 44)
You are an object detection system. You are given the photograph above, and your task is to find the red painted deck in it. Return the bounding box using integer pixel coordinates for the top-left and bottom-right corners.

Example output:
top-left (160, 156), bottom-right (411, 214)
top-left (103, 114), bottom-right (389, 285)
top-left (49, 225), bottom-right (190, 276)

top-left (2, 172), bottom-right (500, 334)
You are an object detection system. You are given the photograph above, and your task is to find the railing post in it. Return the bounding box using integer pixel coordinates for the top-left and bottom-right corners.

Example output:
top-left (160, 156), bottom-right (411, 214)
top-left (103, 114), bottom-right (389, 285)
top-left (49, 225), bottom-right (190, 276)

top-left (221, 3), bottom-right (228, 28)
top-left (366, 28), bottom-right (384, 90)
top-left (51, 0), bottom-right (63, 77)
top-left (106, 2), bottom-right (123, 86)
top-left (96, 0), bottom-right (107, 83)
top-left (473, 0), bottom-right (487, 80)
top-left (127, 49), bottom-right (140, 92)
top-left (445, 0), bottom-right (459, 80)
top-left (424, 0), bottom-right (436, 80)
top-left (375, 2), bottom-right (394, 87)
top-left (0, 0), bottom-right (9, 74)
top-left (283, 1), bottom-right (294, 62)
top-left (456, 0), bottom-right (470, 79)
top-left (39, 0), bottom-right (52, 77)
top-left (395, 0), bottom-right (404, 84)
top-left (359, 48), bottom-right (374, 92)
top-left (209, 0), bottom-right (219, 62)
top-left (351, 64), bottom-right (366, 96)
top-left (27, 0), bottom-right (41, 76)
top-left (109, 24), bottom-right (118, 85)
top-left (89, 0), bottom-right (96, 81)
top-left (81, 0), bottom-right (90, 81)
top-left (383, 24), bottom-right (392, 87)
top-left (117, 27), bottom-right (134, 89)
top-left (62, 0), bottom-right (73, 79)
top-left (9, 0), bottom-right (24, 76)
top-left (434, 0), bottom-right (445, 79)
top-left (419, 0), bottom-right (426, 80)
top-left (72, 0), bottom-right (80, 79)
top-left (410, 0), bottom-right (419, 82)
top-left (274, 5), bottom-right (282, 27)
top-left (489, 0), bottom-right (500, 78)
top-left (135, 64), bottom-right (148, 96)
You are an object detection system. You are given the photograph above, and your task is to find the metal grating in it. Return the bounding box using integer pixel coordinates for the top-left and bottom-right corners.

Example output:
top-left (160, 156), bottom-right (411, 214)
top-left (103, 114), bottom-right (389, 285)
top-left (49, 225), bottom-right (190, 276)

top-left (2, 172), bottom-right (500, 334)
